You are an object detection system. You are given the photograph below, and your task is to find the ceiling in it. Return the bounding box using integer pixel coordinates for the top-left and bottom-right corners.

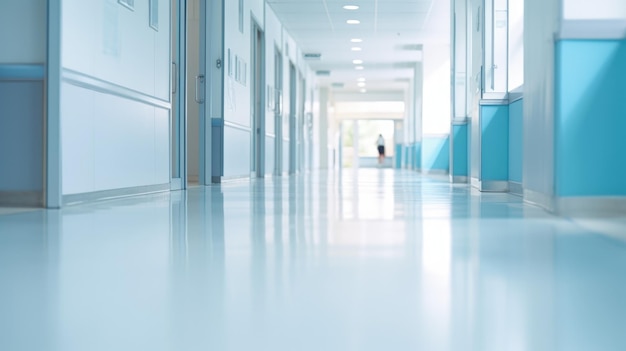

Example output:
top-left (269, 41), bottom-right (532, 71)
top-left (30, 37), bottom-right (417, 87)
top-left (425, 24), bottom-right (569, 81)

top-left (266, 0), bottom-right (449, 96)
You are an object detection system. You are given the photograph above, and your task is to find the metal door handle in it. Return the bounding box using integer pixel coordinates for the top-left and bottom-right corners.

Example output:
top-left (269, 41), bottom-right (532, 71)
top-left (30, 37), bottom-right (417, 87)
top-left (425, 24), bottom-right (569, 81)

top-left (195, 74), bottom-right (205, 103)
top-left (172, 62), bottom-right (177, 94)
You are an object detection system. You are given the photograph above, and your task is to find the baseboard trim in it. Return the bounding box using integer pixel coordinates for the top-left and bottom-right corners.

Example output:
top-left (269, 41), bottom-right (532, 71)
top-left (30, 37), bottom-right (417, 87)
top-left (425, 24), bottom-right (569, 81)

top-left (421, 169), bottom-right (448, 176)
top-left (63, 184), bottom-right (170, 206)
top-left (450, 175), bottom-right (468, 184)
top-left (0, 191), bottom-right (43, 207)
top-left (556, 197), bottom-right (626, 217)
top-left (219, 175), bottom-right (251, 183)
top-left (508, 181), bottom-right (523, 196)
top-left (524, 189), bottom-right (555, 213)
top-left (470, 178), bottom-right (508, 192)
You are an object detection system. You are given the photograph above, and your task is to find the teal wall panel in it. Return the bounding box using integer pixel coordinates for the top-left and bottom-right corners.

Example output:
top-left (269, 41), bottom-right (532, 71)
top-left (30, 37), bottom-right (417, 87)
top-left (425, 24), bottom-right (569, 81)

top-left (509, 99), bottom-right (523, 183)
top-left (555, 40), bottom-right (626, 196)
top-left (414, 143), bottom-right (422, 171)
top-left (0, 81), bottom-right (44, 191)
top-left (422, 136), bottom-right (449, 172)
top-left (480, 105), bottom-right (509, 180)
top-left (395, 144), bottom-right (402, 169)
top-left (452, 124), bottom-right (468, 177)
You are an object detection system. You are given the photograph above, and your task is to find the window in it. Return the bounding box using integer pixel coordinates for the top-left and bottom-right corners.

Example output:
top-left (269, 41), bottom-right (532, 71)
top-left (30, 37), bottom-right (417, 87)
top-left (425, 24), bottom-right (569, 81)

top-left (484, 0), bottom-right (508, 94)
top-left (508, 0), bottom-right (524, 91)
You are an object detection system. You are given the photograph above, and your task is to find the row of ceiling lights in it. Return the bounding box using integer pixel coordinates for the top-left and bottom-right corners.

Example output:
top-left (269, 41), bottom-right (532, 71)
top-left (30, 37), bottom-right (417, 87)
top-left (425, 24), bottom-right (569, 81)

top-left (344, 4), bottom-right (366, 93)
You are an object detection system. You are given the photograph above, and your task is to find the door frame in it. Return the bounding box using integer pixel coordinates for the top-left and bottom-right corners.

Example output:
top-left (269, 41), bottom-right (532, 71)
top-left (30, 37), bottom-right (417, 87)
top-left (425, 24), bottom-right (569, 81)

top-left (251, 19), bottom-right (265, 178)
top-left (274, 45), bottom-right (283, 176)
top-left (288, 61), bottom-right (296, 175)
top-left (171, 0), bottom-right (188, 190)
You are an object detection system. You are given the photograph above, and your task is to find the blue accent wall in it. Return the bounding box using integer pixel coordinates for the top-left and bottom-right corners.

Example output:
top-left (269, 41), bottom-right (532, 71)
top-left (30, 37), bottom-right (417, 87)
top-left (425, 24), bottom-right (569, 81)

top-left (0, 80), bottom-right (44, 191)
top-left (395, 144), bottom-right (402, 169)
top-left (480, 105), bottom-right (509, 180)
top-left (555, 40), bottom-right (626, 196)
top-left (452, 124), bottom-right (468, 177)
top-left (414, 142), bottom-right (422, 171)
top-left (422, 136), bottom-right (449, 172)
top-left (508, 99), bottom-right (523, 183)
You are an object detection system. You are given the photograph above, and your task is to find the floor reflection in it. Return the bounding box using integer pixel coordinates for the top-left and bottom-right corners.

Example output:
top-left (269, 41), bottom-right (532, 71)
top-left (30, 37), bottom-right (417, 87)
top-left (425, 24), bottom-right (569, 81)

top-left (0, 169), bottom-right (625, 350)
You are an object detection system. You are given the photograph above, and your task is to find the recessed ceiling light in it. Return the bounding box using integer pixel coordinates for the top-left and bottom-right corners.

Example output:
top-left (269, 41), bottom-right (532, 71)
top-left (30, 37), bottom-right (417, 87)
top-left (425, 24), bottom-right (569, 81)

top-left (357, 82), bottom-right (366, 87)
top-left (360, 89), bottom-right (367, 93)
top-left (351, 38), bottom-right (363, 43)
top-left (351, 47), bottom-right (362, 51)
top-left (343, 5), bottom-right (359, 10)
top-left (346, 19), bottom-right (360, 25)
top-left (355, 66), bottom-right (364, 70)
top-left (352, 59), bottom-right (363, 64)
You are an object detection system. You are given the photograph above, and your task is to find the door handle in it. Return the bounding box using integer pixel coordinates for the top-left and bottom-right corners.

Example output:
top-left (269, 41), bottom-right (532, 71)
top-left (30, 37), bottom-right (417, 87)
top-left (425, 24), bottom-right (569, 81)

top-left (195, 74), bottom-right (205, 103)
top-left (172, 62), bottom-right (177, 94)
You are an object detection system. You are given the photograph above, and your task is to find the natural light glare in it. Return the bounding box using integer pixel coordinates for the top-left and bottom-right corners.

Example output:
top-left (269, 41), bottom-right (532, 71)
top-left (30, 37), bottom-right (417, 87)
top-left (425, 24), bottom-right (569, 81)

top-left (422, 220), bottom-right (451, 277)
top-left (421, 220), bottom-right (451, 348)
top-left (335, 101), bottom-right (405, 114)
top-left (422, 45), bottom-right (451, 134)
top-left (508, 0), bottom-right (524, 90)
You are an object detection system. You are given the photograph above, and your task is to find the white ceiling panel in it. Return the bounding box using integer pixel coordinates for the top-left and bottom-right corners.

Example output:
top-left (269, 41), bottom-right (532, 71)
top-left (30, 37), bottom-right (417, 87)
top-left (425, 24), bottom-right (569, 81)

top-left (267, 0), bottom-right (444, 95)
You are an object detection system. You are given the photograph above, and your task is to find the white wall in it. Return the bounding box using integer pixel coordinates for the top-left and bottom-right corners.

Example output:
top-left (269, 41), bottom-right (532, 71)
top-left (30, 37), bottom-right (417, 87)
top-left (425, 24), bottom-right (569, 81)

top-left (223, 0), bottom-right (260, 177)
top-left (62, 84), bottom-right (170, 194)
top-left (469, 0), bottom-right (483, 180)
top-left (0, 0), bottom-right (46, 63)
top-left (560, 0), bottom-right (626, 38)
top-left (314, 87), bottom-right (328, 169)
top-left (422, 44), bottom-right (451, 135)
top-left (61, 0), bottom-right (171, 195)
top-left (62, 0), bottom-right (170, 100)
top-left (282, 30), bottom-right (297, 147)
top-left (562, 0), bottom-right (626, 20)
top-left (222, 0), bottom-right (315, 178)
top-left (522, 0), bottom-right (559, 206)
top-left (453, 0), bottom-right (468, 118)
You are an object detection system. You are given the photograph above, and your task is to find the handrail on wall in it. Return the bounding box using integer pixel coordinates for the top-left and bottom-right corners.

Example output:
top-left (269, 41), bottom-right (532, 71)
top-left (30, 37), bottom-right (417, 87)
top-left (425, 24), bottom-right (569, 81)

top-left (0, 64), bottom-right (45, 80)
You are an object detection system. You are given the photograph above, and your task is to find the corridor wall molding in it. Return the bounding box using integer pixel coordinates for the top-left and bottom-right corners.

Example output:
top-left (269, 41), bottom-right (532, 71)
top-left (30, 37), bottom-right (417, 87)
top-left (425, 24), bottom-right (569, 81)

top-left (62, 68), bottom-right (172, 110)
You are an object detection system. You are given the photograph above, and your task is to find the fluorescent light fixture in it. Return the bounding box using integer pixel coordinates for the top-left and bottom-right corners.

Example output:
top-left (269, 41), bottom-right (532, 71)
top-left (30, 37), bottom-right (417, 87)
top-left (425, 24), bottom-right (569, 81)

top-left (357, 82), bottom-right (366, 87)
top-left (352, 59), bottom-right (363, 64)
top-left (351, 47), bottom-right (362, 51)
top-left (351, 38), bottom-right (363, 43)
top-left (357, 77), bottom-right (366, 82)
top-left (346, 19), bottom-right (360, 24)
top-left (343, 5), bottom-right (359, 10)
top-left (355, 66), bottom-right (364, 70)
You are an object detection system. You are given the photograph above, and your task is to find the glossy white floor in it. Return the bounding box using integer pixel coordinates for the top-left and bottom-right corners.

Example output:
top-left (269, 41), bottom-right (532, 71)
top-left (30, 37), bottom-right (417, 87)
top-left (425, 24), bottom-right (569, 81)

top-left (1, 169), bottom-right (626, 351)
